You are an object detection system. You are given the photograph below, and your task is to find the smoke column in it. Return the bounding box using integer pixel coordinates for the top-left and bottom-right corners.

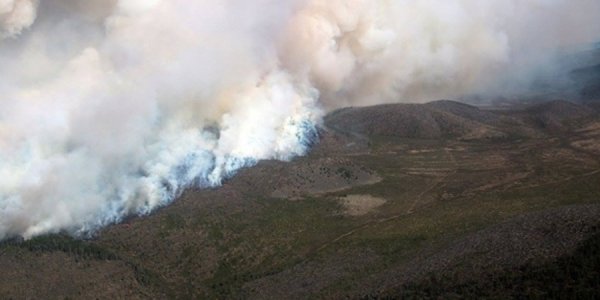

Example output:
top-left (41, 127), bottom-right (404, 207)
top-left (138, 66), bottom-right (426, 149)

top-left (1, 0), bottom-right (599, 239)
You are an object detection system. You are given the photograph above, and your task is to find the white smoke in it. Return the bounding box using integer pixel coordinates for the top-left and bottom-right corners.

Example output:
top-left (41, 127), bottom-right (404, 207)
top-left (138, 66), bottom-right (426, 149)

top-left (0, 0), bottom-right (38, 38)
top-left (0, 0), bottom-right (599, 239)
top-left (280, 0), bottom-right (600, 108)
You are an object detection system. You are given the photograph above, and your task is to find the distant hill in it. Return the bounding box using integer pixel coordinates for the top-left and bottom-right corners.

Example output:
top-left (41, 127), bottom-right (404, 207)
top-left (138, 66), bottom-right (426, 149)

top-left (325, 101), bottom-right (505, 140)
top-left (571, 64), bottom-right (600, 100)
top-left (505, 100), bottom-right (596, 132)
top-left (325, 99), bottom-right (596, 140)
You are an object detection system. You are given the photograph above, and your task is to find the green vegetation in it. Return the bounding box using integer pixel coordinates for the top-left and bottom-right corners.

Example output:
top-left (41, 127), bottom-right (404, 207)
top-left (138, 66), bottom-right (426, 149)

top-left (200, 196), bottom-right (357, 298)
top-left (11, 234), bottom-right (117, 260)
top-left (336, 167), bottom-right (356, 181)
top-left (2, 100), bottom-right (600, 298)
top-left (162, 130), bottom-right (600, 298)
top-left (389, 226), bottom-right (600, 299)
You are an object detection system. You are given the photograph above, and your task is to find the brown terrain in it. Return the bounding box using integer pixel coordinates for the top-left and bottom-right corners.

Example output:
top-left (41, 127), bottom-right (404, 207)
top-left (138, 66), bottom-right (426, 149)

top-left (1, 99), bottom-right (600, 298)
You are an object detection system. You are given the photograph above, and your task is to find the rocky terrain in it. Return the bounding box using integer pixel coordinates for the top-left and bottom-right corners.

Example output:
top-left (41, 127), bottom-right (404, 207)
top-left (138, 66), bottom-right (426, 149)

top-left (1, 99), bottom-right (600, 299)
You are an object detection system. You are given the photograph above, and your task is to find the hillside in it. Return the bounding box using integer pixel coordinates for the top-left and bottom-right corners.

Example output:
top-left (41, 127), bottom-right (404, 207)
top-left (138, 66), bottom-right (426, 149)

top-left (1, 100), bottom-right (600, 298)
top-left (325, 101), bottom-right (506, 140)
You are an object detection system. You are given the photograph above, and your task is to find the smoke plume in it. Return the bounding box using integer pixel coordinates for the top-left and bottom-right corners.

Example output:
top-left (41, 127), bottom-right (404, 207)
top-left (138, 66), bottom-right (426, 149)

top-left (0, 0), bottom-right (38, 38)
top-left (1, 0), bottom-right (599, 239)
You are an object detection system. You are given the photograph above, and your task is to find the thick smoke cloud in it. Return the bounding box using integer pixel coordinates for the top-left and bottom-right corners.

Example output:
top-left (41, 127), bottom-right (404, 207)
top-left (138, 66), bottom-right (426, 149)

top-left (280, 0), bottom-right (600, 108)
top-left (0, 0), bottom-right (38, 38)
top-left (1, 0), bottom-right (599, 239)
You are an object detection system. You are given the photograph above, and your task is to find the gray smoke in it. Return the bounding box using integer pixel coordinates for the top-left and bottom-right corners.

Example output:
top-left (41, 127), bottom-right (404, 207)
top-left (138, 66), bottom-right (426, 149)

top-left (1, 0), bottom-right (599, 239)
